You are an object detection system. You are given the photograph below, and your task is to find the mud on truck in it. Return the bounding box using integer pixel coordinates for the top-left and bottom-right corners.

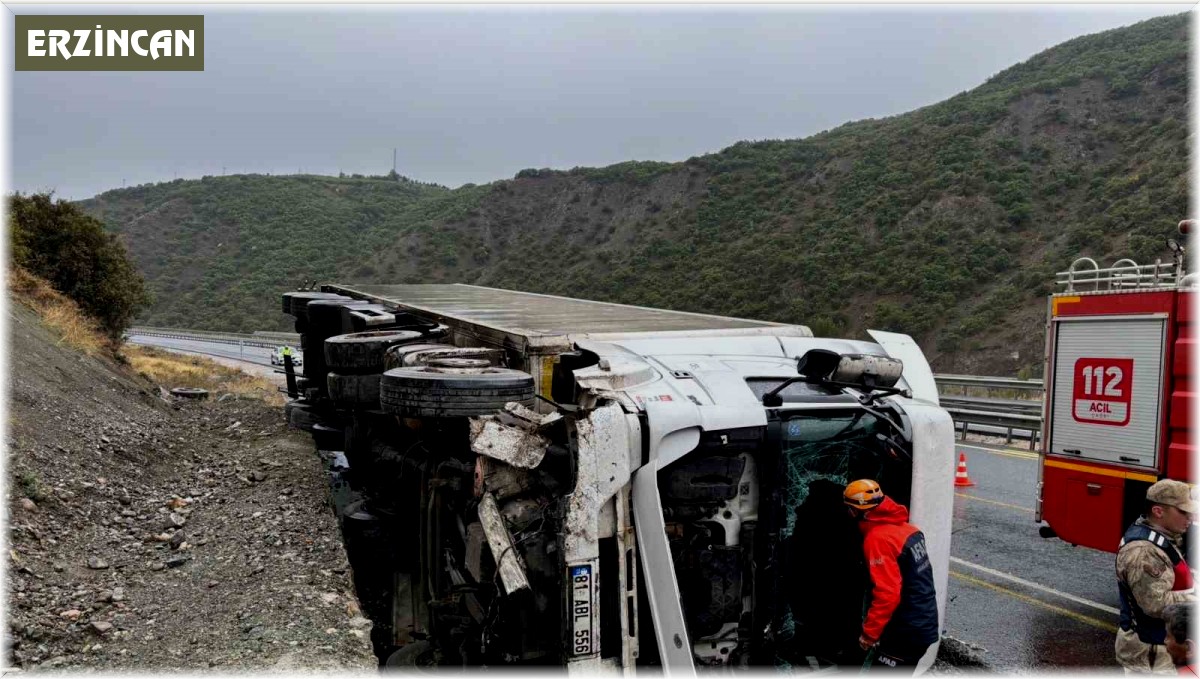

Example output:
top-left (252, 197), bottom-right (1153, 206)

top-left (280, 284), bottom-right (956, 672)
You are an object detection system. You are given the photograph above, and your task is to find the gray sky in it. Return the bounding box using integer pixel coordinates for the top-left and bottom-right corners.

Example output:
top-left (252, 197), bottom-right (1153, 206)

top-left (8, 4), bottom-right (1189, 200)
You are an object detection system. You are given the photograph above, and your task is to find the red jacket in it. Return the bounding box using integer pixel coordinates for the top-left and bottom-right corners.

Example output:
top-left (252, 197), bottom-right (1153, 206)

top-left (858, 497), bottom-right (939, 649)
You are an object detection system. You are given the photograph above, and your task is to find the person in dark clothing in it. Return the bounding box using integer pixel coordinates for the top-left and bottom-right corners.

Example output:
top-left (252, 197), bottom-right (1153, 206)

top-left (843, 479), bottom-right (939, 670)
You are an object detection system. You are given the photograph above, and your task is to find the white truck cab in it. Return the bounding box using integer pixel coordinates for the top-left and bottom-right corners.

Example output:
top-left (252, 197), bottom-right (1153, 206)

top-left (281, 284), bottom-right (956, 672)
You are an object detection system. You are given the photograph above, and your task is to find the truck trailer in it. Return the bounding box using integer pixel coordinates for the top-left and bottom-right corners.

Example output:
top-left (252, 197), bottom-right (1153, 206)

top-left (280, 283), bottom-right (956, 672)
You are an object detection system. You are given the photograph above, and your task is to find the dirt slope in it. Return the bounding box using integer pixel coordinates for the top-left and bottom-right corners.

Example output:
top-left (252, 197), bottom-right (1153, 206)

top-left (5, 300), bottom-right (376, 671)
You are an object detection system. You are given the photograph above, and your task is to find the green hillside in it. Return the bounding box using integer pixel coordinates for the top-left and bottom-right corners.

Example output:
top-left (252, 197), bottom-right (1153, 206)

top-left (81, 14), bottom-right (1190, 375)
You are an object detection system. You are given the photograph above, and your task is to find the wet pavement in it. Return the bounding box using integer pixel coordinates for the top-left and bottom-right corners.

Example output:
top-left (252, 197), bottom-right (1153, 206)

top-left (945, 440), bottom-right (1123, 671)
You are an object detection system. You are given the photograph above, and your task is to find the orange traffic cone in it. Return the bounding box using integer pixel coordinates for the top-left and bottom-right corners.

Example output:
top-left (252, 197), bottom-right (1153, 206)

top-left (954, 452), bottom-right (975, 487)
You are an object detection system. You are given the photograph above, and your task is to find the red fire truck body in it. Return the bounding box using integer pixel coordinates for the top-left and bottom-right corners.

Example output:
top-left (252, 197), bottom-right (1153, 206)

top-left (1037, 256), bottom-right (1193, 553)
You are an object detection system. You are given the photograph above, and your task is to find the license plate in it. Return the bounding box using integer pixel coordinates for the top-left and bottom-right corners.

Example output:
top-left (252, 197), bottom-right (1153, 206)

top-left (569, 564), bottom-right (594, 656)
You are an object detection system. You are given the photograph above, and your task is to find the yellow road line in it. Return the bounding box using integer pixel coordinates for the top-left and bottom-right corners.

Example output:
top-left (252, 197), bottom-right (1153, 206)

top-left (950, 570), bottom-right (1117, 633)
top-left (955, 493), bottom-right (1034, 513)
top-left (957, 443), bottom-right (1039, 461)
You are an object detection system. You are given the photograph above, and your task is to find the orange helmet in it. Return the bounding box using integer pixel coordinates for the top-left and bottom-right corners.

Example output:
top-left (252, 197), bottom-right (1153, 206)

top-left (843, 479), bottom-right (885, 510)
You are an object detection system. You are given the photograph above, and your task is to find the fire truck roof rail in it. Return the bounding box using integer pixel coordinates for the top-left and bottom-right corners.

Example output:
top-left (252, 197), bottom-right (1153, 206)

top-left (1056, 257), bottom-right (1178, 293)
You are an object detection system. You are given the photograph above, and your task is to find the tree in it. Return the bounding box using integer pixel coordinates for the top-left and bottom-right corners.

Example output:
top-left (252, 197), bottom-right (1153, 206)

top-left (8, 193), bottom-right (150, 339)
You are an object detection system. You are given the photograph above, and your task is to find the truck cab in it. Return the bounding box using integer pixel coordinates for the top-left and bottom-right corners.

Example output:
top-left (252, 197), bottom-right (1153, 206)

top-left (280, 284), bottom-right (956, 672)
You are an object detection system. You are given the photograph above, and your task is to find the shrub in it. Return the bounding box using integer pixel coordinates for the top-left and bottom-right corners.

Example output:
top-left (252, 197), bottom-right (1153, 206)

top-left (8, 193), bottom-right (150, 338)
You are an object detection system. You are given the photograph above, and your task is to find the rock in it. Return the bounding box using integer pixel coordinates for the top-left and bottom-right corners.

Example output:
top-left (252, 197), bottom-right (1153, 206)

top-left (52, 563), bottom-right (64, 573)
top-left (59, 609), bottom-right (81, 621)
top-left (168, 531), bottom-right (186, 550)
top-left (117, 494), bottom-right (132, 506)
top-left (347, 616), bottom-right (371, 630)
top-left (166, 513), bottom-right (186, 529)
top-left (19, 498), bottom-right (37, 512)
top-left (97, 590), bottom-right (113, 603)
top-left (164, 555), bottom-right (190, 569)
top-left (86, 557), bottom-right (109, 570)
top-left (89, 621), bottom-right (113, 635)
top-left (217, 393), bottom-right (235, 403)
top-left (248, 471), bottom-right (267, 483)
top-left (111, 588), bottom-right (125, 602)
top-left (206, 580), bottom-right (219, 588)
top-left (148, 562), bottom-right (165, 572)
top-left (320, 593), bottom-right (339, 604)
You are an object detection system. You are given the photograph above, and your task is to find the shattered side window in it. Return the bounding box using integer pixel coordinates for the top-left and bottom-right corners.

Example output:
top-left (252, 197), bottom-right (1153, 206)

top-left (773, 410), bottom-right (912, 669)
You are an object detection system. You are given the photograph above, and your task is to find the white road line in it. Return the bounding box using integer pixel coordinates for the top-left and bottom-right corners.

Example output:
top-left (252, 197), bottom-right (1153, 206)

top-left (950, 556), bottom-right (1119, 616)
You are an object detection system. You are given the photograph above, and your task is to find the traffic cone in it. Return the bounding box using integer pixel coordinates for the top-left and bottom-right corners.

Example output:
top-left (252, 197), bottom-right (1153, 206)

top-left (954, 452), bottom-right (975, 487)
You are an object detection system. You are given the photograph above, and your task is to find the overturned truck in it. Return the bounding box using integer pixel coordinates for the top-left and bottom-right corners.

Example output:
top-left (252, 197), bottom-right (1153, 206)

top-left (280, 284), bottom-right (956, 672)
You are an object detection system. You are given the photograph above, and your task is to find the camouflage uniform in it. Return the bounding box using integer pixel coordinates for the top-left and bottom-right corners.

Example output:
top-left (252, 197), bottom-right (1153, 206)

top-left (1115, 517), bottom-right (1195, 674)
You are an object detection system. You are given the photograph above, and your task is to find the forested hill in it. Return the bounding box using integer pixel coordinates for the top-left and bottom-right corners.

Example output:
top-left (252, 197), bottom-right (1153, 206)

top-left (81, 14), bottom-right (1189, 375)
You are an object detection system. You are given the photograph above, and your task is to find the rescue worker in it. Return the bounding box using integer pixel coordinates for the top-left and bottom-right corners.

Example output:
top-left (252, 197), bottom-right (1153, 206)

top-left (843, 479), bottom-right (939, 670)
top-left (1116, 479), bottom-right (1197, 674)
top-left (1163, 603), bottom-right (1195, 675)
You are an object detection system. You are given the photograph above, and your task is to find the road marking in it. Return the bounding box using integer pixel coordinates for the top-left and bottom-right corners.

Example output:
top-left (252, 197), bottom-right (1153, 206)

top-left (957, 442), bottom-right (1039, 461)
top-left (950, 571), bottom-right (1118, 633)
top-left (954, 493), bottom-right (1033, 514)
top-left (951, 557), bottom-right (1120, 615)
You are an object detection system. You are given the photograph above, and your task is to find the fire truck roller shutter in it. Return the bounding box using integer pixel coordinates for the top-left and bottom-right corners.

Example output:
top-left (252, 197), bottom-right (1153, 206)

top-left (1049, 317), bottom-right (1166, 467)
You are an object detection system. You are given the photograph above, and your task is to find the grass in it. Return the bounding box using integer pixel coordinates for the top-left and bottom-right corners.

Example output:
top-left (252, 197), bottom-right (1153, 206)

top-left (17, 470), bottom-right (48, 503)
top-left (122, 345), bottom-right (286, 406)
top-left (8, 267), bottom-right (109, 357)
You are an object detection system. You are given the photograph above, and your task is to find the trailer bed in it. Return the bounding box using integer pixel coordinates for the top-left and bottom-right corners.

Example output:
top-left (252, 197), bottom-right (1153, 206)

top-left (324, 283), bottom-right (810, 346)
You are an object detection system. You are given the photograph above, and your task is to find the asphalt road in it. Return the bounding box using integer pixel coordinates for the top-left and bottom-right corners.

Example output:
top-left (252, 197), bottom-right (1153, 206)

top-left (126, 334), bottom-right (297, 382)
top-left (125, 334), bottom-right (1125, 671)
top-left (946, 440), bottom-right (1121, 671)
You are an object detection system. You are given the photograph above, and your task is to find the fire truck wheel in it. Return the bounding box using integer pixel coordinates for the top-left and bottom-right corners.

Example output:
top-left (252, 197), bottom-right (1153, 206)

top-left (325, 330), bottom-right (426, 373)
top-left (379, 367), bottom-right (536, 417)
top-left (327, 372), bottom-right (382, 407)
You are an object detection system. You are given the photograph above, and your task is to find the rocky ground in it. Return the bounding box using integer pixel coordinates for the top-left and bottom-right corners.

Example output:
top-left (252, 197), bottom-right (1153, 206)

top-left (5, 301), bottom-right (376, 671)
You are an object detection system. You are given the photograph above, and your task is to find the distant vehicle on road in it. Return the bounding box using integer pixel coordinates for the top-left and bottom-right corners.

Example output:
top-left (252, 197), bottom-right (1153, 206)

top-left (271, 346), bottom-right (302, 366)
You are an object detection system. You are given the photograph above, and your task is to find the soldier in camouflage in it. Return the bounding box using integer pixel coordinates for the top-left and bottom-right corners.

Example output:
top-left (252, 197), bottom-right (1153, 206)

top-left (1116, 479), bottom-right (1196, 674)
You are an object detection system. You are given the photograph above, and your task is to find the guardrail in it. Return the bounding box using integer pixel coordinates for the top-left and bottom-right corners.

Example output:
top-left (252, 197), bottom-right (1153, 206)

top-left (934, 374), bottom-right (1044, 450)
top-left (127, 326), bottom-right (284, 350)
top-left (125, 327), bottom-right (1048, 449)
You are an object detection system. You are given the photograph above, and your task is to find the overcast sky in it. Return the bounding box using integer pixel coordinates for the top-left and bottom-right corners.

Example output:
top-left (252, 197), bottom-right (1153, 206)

top-left (7, 4), bottom-right (1189, 200)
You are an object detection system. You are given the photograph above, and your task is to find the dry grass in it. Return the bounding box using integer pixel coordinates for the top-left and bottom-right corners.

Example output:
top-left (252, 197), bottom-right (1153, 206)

top-left (122, 345), bottom-right (286, 406)
top-left (8, 267), bottom-right (109, 356)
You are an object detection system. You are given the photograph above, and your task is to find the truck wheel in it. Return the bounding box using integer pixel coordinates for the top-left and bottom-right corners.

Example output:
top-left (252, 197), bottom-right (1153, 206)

top-left (325, 331), bottom-right (425, 373)
top-left (287, 401), bottom-right (321, 432)
top-left (170, 387), bottom-right (209, 400)
top-left (379, 367), bottom-right (535, 417)
top-left (285, 292), bottom-right (347, 318)
top-left (403, 346), bottom-right (506, 368)
top-left (327, 372), bottom-right (382, 407)
top-left (385, 641), bottom-right (435, 668)
top-left (383, 343), bottom-right (454, 371)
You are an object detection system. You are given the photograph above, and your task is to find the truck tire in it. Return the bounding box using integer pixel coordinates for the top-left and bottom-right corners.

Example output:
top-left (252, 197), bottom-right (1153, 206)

top-left (383, 343), bottom-right (455, 371)
top-left (403, 346), bottom-right (506, 368)
top-left (170, 387), bottom-right (209, 400)
top-left (286, 401), bottom-right (320, 432)
top-left (327, 372), bottom-right (382, 407)
top-left (379, 367), bottom-right (535, 417)
top-left (325, 331), bottom-right (425, 373)
top-left (285, 292), bottom-right (347, 318)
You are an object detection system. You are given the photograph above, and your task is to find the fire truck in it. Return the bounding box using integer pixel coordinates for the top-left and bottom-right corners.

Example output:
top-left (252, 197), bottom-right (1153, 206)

top-left (1037, 221), bottom-right (1193, 553)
